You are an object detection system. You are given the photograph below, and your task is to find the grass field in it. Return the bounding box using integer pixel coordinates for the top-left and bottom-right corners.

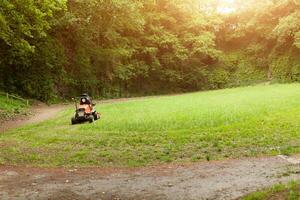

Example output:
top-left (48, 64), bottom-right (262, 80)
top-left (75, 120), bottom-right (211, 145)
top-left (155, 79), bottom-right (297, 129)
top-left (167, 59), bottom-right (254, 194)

top-left (242, 181), bottom-right (300, 200)
top-left (0, 94), bottom-right (28, 122)
top-left (1, 84), bottom-right (300, 167)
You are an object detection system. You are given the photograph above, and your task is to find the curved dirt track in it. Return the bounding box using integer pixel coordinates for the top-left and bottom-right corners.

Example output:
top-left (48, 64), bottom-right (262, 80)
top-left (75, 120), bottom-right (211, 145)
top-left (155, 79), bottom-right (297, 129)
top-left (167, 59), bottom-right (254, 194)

top-left (0, 103), bottom-right (71, 133)
top-left (1, 98), bottom-right (300, 199)
top-left (0, 97), bottom-right (150, 133)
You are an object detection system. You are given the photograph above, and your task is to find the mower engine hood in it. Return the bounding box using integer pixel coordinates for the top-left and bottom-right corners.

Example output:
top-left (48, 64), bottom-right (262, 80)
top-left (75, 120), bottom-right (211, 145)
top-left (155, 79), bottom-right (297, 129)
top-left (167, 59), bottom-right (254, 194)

top-left (78, 104), bottom-right (92, 113)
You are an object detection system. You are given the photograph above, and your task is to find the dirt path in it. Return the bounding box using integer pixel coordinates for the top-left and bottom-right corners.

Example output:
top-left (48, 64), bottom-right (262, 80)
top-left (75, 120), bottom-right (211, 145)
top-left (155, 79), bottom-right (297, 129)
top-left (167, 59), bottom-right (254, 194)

top-left (0, 103), bottom-right (71, 133)
top-left (0, 97), bottom-right (147, 133)
top-left (1, 155), bottom-right (300, 200)
top-left (0, 96), bottom-right (150, 133)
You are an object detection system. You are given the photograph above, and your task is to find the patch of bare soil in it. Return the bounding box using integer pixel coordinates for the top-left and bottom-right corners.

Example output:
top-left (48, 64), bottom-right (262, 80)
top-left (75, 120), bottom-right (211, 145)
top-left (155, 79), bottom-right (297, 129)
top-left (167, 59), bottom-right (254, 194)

top-left (1, 156), bottom-right (300, 200)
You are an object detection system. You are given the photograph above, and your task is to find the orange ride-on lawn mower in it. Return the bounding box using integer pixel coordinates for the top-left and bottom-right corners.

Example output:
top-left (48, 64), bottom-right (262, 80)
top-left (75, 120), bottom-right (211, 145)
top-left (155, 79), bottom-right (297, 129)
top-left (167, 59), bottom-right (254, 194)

top-left (71, 94), bottom-right (101, 125)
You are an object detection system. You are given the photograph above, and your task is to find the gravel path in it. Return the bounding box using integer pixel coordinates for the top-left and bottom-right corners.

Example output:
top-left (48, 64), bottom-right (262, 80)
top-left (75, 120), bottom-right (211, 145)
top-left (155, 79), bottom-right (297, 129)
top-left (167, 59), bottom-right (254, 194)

top-left (1, 156), bottom-right (300, 200)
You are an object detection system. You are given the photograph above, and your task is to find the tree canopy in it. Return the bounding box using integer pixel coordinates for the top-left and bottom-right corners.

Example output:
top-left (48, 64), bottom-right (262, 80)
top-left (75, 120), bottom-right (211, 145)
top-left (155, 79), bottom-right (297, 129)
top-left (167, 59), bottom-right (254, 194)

top-left (1, 0), bottom-right (300, 101)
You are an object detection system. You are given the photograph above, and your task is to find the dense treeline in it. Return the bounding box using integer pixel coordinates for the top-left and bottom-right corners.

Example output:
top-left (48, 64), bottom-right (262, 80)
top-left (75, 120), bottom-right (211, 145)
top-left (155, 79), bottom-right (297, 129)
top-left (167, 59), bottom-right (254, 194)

top-left (1, 0), bottom-right (300, 101)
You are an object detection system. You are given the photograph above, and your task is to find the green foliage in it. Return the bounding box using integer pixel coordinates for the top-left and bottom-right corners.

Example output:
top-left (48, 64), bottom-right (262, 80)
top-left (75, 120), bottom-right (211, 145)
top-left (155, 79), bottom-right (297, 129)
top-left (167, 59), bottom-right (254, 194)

top-left (2, 0), bottom-right (300, 100)
top-left (0, 0), bottom-right (67, 101)
top-left (0, 0), bottom-right (66, 57)
top-left (219, 0), bottom-right (300, 85)
top-left (222, 52), bottom-right (267, 87)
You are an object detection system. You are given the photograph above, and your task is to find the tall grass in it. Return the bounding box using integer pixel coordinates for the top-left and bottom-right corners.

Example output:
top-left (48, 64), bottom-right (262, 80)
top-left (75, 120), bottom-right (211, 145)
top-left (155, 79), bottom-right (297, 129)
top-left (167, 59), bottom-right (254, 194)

top-left (0, 95), bottom-right (28, 122)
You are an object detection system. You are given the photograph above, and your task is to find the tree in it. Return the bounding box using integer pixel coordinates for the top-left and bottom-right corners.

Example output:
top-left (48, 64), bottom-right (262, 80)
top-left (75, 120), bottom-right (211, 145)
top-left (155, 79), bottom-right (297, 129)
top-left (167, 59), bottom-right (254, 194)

top-left (0, 0), bottom-right (67, 100)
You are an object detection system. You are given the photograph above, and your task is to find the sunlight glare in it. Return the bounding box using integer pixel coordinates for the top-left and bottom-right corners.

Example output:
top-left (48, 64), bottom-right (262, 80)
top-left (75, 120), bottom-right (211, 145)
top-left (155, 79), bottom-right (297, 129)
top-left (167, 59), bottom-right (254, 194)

top-left (217, 0), bottom-right (236, 14)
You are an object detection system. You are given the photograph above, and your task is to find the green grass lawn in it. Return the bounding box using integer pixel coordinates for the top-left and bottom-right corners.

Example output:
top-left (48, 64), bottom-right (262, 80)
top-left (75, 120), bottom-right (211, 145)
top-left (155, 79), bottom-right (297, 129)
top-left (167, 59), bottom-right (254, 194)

top-left (1, 84), bottom-right (300, 167)
top-left (242, 181), bottom-right (300, 200)
top-left (0, 94), bottom-right (28, 122)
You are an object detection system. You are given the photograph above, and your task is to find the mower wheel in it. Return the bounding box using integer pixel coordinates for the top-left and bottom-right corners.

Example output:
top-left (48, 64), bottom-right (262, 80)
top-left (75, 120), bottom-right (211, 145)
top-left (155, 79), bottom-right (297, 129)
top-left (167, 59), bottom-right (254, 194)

top-left (89, 115), bottom-right (94, 123)
top-left (93, 113), bottom-right (98, 121)
top-left (93, 112), bottom-right (100, 121)
top-left (71, 117), bottom-right (77, 125)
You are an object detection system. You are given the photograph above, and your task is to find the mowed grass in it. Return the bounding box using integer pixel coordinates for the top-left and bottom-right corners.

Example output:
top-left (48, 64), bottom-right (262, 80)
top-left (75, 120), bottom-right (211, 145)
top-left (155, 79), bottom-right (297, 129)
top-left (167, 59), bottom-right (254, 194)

top-left (1, 84), bottom-right (300, 167)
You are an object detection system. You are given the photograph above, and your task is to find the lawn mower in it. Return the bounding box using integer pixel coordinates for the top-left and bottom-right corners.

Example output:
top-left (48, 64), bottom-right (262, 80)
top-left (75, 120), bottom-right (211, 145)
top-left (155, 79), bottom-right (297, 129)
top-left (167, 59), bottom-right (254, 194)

top-left (71, 94), bottom-right (101, 125)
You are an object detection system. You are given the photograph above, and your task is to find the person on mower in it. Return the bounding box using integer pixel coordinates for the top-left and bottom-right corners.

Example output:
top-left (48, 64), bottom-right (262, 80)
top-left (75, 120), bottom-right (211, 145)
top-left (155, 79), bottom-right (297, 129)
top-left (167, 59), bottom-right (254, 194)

top-left (80, 93), bottom-right (92, 104)
top-left (80, 93), bottom-right (93, 108)
top-left (80, 93), bottom-right (99, 114)
top-left (71, 93), bottom-right (100, 125)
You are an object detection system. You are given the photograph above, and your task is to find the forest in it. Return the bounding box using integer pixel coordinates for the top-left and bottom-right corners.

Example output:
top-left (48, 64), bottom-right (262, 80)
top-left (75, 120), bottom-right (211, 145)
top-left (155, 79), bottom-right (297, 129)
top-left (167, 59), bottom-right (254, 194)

top-left (1, 0), bottom-right (300, 101)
